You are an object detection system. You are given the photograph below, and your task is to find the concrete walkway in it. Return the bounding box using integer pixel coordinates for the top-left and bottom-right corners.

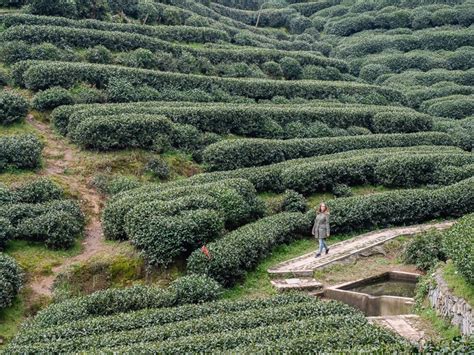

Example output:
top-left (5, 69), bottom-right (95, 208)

top-left (268, 221), bottom-right (454, 280)
top-left (368, 314), bottom-right (425, 344)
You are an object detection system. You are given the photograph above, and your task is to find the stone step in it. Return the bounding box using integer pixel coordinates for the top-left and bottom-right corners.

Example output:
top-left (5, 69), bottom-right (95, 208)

top-left (268, 221), bottom-right (454, 279)
top-left (270, 278), bottom-right (323, 293)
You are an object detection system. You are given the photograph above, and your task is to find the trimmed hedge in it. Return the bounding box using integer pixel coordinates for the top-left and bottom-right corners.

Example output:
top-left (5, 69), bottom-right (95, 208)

top-left (51, 101), bottom-right (415, 138)
top-left (73, 114), bottom-right (175, 151)
top-left (0, 14), bottom-right (230, 44)
top-left (0, 180), bottom-right (84, 249)
top-left (188, 177), bottom-right (474, 286)
top-left (422, 95), bottom-right (474, 119)
top-left (0, 253), bottom-right (22, 310)
top-left (103, 178), bottom-right (263, 242)
top-left (0, 135), bottom-right (43, 171)
top-left (13, 61), bottom-right (404, 103)
top-left (32, 87), bottom-right (74, 111)
top-left (443, 213), bottom-right (474, 284)
top-left (202, 131), bottom-right (452, 171)
top-left (1, 25), bottom-right (346, 71)
top-left (335, 28), bottom-right (474, 58)
top-left (379, 69), bottom-right (474, 88)
top-left (0, 90), bottom-right (28, 125)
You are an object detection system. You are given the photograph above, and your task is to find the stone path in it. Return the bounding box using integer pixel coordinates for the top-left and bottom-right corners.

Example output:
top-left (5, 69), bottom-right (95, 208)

top-left (368, 315), bottom-right (425, 344)
top-left (268, 221), bottom-right (454, 280)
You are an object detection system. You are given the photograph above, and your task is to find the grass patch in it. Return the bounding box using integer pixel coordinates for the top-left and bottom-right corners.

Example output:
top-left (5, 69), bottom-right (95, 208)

top-left (442, 261), bottom-right (474, 305)
top-left (0, 171), bottom-right (38, 186)
top-left (223, 238), bottom-right (316, 300)
top-left (5, 240), bottom-right (82, 279)
top-left (0, 122), bottom-right (36, 136)
top-left (418, 306), bottom-right (461, 341)
top-left (307, 191), bottom-right (334, 208)
top-left (0, 296), bottom-right (24, 345)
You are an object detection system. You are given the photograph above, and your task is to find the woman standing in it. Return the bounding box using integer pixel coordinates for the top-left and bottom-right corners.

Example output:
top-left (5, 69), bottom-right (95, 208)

top-left (312, 202), bottom-right (330, 257)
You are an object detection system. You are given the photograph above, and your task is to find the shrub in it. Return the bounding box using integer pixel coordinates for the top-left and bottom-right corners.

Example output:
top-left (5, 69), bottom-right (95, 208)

top-left (84, 45), bottom-right (112, 64)
top-left (281, 190), bottom-right (307, 213)
top-left (14, 61), bottom-right (402, 103)
top-left (424, 96), bottom-right (474, 119)
top-left (170, 124), bottom-right (202, 152)
top-left (70, 85), bottom-right (106, 104)
top-left (202, 131), bottom-right (451, 171)
top-left (280, 57), bottom-right (303, 80)
top-left (359, 64), bottom-right (392, 83)
top-left (32, 87), bottom-right (74, 111)
top-left (29, 0), bottom-right (77, 18)
top-left (116, 48), bottom-right (158, 69)
top-left (443, 213), bottom-right (474, 284)
top-left (0, 91), bottom-right (28, 125)
top-left (13, 178), bottom-right (63, 203)
top-left (0, 253), bottom-right (23, 309)
top-left (145, 157), bottom-right (170, 180)
top-left (0, 69), bottom-right (11, 87)
top-left (92, 174), bottom-right (140, 196)
top-left (332, 183), bottom-right (352, 198)
top-left (72, 114), bottom-right (174, 151)
top-left (372, 112), bottom-right (432, 134)
top-left (187, 212), bottom-right (308, 286)
top-left (262, 61), bottom-right (283, 79)
top-left (0, 135), bottom-right (43, 171)
top-left (403, 230), bottom-right (446, 271)
top-left (170, 274), bottom-right (223, 304)
top-left (0, 218), bottom-right (14, 250)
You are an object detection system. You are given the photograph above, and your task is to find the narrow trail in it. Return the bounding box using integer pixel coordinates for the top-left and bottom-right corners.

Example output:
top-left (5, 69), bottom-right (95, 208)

top-left (26, 115), bottom-right (115, 297)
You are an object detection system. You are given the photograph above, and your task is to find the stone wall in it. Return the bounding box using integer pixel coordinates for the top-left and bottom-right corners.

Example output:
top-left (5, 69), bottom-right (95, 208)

top-left (428, 269), bottom-right (473, 336)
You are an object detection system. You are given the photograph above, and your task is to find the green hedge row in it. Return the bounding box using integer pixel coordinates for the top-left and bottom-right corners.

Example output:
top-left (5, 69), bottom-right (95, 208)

top-left (171, 145), bottom-right (463, 193)
top-left (0, 179), bottom-right (84, 249)
top-left (443, 213), bottom-right (474, 284)
top-left (9, 303), bottom-right (380, 353)
top-left (405, 83), bottom-right (474, 109)
top-left (103, 178), bottom-right (263, 243)
top-left (421, 95), bottom-right (474, 119)
top-left (378, 69), bottom-right (474, 89)
top-left (188, 177), bottom-right (474, 286)
top-left (0, 90), bottom-right (29, 125)
top-left (0, 135), bottom-right (43, 172)
top-left (73, 114), bottom-right (175, 151)
top-left (325, 4), bottom-right (473, 36)
top-left (2, 25), bottom-right (346, 71)
top-left (335, 28), bottom-right (474, 58)
top-left (51, 101), bottom-right (414, 138)
top-left (0, 253), bottom-right (22, 310)
top-left (0, 14), bottom-right (230, 44)
top-left (19, 293), bottom-right (311, 340)
top-left (202, 131), bottom-right (451, 171)
top-left (13, 61), bottom-right (403, 103)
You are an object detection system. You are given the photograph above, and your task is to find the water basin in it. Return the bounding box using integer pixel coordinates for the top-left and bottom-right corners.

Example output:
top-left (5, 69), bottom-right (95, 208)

top-left (324, 271), bottom-right (420, 316)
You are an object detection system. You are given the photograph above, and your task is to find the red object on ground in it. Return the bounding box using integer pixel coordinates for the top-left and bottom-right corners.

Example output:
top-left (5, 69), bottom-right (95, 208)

top-left (201, 245), bottom-right (211, 260)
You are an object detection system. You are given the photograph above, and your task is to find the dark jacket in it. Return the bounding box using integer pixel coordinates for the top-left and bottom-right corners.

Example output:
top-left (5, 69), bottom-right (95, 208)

top-left (312, 213), bottom-right (330, 239)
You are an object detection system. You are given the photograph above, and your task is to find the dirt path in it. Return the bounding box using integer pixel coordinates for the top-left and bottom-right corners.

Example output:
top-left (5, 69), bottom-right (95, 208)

top-left (26, 115), bottom-right (115, 297)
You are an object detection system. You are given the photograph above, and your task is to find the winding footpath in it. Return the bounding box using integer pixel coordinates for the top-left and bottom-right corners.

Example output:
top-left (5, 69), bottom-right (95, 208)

top-left (26, 115), bottom-right (115, 297)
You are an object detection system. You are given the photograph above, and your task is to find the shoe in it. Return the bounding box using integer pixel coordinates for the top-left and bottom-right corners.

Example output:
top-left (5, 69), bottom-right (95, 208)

top-left (315, 253), bottom-right (321, 258)
top-left (326, 248), bottom-right (330, 255)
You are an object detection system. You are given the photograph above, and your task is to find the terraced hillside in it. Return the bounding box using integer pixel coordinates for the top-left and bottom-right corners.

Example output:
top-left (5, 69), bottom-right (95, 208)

top-left (0, 0), bottom-right (473, 351)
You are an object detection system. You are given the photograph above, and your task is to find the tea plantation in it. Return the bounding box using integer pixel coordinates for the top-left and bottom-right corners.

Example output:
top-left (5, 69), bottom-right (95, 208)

top-left (0, 0), bottom-right (473, 351)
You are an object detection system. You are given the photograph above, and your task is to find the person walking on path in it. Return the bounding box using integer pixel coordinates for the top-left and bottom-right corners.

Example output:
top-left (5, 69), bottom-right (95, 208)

top-left (312, 202), bottom-right (330, 257)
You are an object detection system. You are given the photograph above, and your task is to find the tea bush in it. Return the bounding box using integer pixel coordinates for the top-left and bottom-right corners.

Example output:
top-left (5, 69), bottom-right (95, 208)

top-left (443, 213), bottom-right (474, 284)
top-left (403, 230), bottom-right (446, 271)
top-left (0, 253), bottom-right (23, 309)
top-left (32, 87), bottom-right (74, 111)
top-left (0, 135), bottom-right (43, 171)
top-left (0, 90), bottom-right (28, 125)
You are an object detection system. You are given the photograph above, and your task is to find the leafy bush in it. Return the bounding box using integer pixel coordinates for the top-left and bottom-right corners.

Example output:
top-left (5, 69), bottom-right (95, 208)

top-left (13, 178), bottom-right (63, 204)
top-left (170, 274), bottom-right (223, 304)
top-left (0, 218), bottom-right (14, 249)
top-left (443, 213), bottom-right (474, 284)
top-left (0, 253), bottom-right (22, 309)
top-left (84, 45), bottom-right (112, 64)
top-left (92, 174), bottom-right (141, 196)
top-left (32, 87), bottom-right (74, 111)
top-left (116, 48), bottom-right (158, 69)
top-left (0, 91), bottom-right (28, 125)
top-left (280, 57), bottom-right (303, 80)
top-left (29, 0), bottom-right (77, 18)
top-left (72, 114), bottom-right (174, 151)
top-left (281, 189), bottom-right (307, 213)
top-left (14, 61), bottom-right (402, 103)
top-left (145, 157), bottom-right (170, 180)
top-left (262, 61), bottom-right (283, 79)
top-left (332, 183), bottom-right (352, 198)
top-left (0, 135), bottom-right (43, 171)
top-left (423, 96), bottom-right (474, 119)
top-left (403, 230), bottom-right (446, 271)
top-left (0, 69), bottom-right (10, 87)
top-left (202, 131), bottom-right (452, 171)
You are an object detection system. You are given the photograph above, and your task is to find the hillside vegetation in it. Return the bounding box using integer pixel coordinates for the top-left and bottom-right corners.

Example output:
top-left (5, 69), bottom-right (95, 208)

top-left (0, 0), bottom-right (473, 350)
